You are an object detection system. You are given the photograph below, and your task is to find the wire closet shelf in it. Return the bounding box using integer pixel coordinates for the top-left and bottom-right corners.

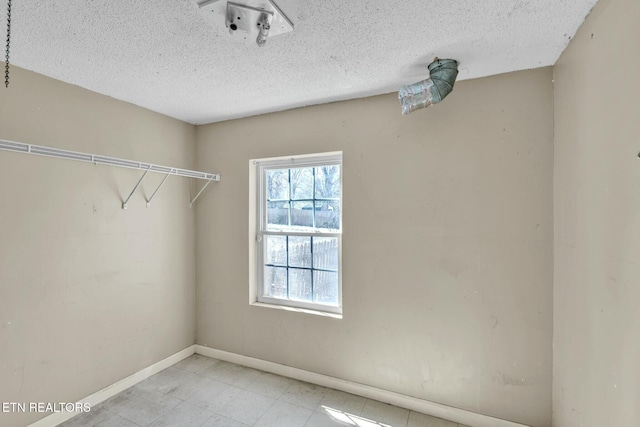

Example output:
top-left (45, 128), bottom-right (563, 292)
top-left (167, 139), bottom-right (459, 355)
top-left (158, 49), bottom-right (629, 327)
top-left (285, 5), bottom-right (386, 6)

top-left (0, 138), bottom-right (220, 209)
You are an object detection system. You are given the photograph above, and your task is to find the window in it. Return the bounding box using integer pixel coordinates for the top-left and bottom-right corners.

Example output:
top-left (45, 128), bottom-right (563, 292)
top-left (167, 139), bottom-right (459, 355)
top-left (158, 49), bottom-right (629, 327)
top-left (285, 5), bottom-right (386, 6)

top-left (251, 152), bottom-right (342, 315)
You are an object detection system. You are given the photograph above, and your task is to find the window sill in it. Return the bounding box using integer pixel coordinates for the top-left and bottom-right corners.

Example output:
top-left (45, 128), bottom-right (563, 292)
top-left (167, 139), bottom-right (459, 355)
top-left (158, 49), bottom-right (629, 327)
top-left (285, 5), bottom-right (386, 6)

top-left (250, 302), bottom-right (342, 319)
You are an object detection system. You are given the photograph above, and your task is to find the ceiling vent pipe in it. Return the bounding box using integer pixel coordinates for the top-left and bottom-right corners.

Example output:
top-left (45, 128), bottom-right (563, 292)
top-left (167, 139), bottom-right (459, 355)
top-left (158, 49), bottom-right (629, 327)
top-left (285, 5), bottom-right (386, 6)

top-left (398, 58), bottom-right (459, 115)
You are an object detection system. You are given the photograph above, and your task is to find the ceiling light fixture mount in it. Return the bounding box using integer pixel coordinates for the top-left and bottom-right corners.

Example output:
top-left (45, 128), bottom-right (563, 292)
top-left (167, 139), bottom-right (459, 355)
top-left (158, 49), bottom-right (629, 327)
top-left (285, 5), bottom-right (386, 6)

top-left (198, 0), bottom-right (293, 47)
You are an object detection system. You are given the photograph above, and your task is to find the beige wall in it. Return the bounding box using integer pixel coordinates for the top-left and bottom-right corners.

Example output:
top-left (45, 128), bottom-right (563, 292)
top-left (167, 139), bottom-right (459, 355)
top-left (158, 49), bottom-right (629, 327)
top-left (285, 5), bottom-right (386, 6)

top-left (196, 68), bottom-right (554, 427)
top-left (553, 0), bottom-right (640, 425)
top-left (0, 67), bottom-right (197, 427)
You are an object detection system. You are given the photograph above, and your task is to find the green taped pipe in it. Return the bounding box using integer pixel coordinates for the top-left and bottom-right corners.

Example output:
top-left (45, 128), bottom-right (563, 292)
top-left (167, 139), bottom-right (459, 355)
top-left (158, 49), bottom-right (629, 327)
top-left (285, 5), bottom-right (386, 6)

top-left (398, 58), bottom-right (459, 115)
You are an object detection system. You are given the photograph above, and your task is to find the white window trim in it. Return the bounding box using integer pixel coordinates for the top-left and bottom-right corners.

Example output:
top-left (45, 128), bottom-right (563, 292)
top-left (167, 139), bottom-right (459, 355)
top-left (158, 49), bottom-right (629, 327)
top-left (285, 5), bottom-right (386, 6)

top-left (249, 152), bottom-right (343, 316)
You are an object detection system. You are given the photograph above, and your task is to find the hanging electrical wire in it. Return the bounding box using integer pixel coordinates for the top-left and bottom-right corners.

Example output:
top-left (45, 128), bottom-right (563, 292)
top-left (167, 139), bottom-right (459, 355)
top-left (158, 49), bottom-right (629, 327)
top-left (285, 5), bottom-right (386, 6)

top-left (4, 0), bottom-right (11, 87)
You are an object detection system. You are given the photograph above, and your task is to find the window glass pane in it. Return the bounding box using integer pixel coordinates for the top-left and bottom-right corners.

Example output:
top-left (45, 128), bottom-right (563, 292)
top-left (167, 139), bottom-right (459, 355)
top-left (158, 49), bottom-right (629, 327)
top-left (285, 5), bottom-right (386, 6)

top-left (313, 271), bottom-right (339, 305)
top-left (315, 201), bottom-right (340, 231)
top-left (266, 169), bottom-right (289, 200)
top-left (313, 237), bottom-right (339, 271)
top-left (264, 266), bottom-right (287, 298)
top-left (267, 201), bottom-right (289, 228)
top-left (291, 201), bottom-right (314, 228)
top-left (265, 235), bottom-right (287, 266)
top-left (290, 167), bottom-right (313, 200)
top-left (315, 165), bottom-right (341, 199)
top-left (289, 269), bottom-right (312, 301)
top-left (288, 236), bottom-right (311, 268)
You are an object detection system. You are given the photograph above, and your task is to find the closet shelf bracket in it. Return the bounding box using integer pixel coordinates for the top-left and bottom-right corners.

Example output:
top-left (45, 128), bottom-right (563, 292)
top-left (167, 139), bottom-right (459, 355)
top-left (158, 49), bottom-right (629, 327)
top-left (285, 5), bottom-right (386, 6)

top-left (190, 178), bottom-right (215, 208)
top-left (146, 171), bottom-right (172, 208)
top-left (123, 168), bottom-right (150, 210)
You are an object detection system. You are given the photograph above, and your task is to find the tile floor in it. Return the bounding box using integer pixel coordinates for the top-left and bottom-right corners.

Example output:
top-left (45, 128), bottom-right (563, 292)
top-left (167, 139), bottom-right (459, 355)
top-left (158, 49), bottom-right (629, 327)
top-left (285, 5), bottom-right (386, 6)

top-left (59, 354), bottom-right (470, 427)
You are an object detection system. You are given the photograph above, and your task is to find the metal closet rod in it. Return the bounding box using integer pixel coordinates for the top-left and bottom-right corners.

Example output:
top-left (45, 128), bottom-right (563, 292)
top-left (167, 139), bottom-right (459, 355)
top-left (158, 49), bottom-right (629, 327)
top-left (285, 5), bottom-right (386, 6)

top-left (0, 138), bottom-right (220, 209)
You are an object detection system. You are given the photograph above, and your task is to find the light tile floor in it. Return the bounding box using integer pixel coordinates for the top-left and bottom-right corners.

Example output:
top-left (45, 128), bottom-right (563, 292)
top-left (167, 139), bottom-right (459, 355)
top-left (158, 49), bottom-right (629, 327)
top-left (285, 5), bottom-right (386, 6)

top-left (59, 354), bottom-right (470, 427)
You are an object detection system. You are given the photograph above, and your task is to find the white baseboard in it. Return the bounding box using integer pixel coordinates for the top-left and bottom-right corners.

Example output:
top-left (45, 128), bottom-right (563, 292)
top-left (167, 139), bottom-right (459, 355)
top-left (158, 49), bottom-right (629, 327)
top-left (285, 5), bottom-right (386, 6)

top-left (29, 345), bottom-right (196, 427)
top-left (195, 345), bottom-right (529, 427)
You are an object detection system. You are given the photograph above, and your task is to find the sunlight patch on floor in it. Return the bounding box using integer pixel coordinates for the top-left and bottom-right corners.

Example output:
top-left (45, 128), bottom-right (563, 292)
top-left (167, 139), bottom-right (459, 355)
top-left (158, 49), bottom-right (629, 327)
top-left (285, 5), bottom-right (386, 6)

top-left (322, 405), bottom-right (393, 427)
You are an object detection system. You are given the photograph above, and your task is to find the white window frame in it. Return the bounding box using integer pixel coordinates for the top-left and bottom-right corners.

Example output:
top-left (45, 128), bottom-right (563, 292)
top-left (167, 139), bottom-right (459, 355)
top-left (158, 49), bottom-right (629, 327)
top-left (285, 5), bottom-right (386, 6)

top-left (250, 152), bottom-right (343, 315)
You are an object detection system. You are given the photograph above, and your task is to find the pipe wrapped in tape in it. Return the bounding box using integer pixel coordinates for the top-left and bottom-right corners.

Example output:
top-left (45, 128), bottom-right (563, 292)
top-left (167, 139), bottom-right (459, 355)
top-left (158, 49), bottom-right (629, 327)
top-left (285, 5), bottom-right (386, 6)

top-left (398, 58), bottom-right (459, 115)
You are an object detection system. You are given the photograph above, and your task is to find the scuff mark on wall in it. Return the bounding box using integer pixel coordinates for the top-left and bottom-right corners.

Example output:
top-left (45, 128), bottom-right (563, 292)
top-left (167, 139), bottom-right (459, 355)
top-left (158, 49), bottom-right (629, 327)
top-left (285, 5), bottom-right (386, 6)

top-left (490, 314), bottom-right (498, 330)
top-left (496, 371), bottom-right (529, 386)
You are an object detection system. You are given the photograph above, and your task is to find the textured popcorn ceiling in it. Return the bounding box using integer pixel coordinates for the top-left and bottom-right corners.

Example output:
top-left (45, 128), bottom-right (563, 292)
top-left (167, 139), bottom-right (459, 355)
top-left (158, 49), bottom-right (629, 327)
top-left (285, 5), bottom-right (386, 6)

top-left (3, 0), bottom-right (597, 124)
